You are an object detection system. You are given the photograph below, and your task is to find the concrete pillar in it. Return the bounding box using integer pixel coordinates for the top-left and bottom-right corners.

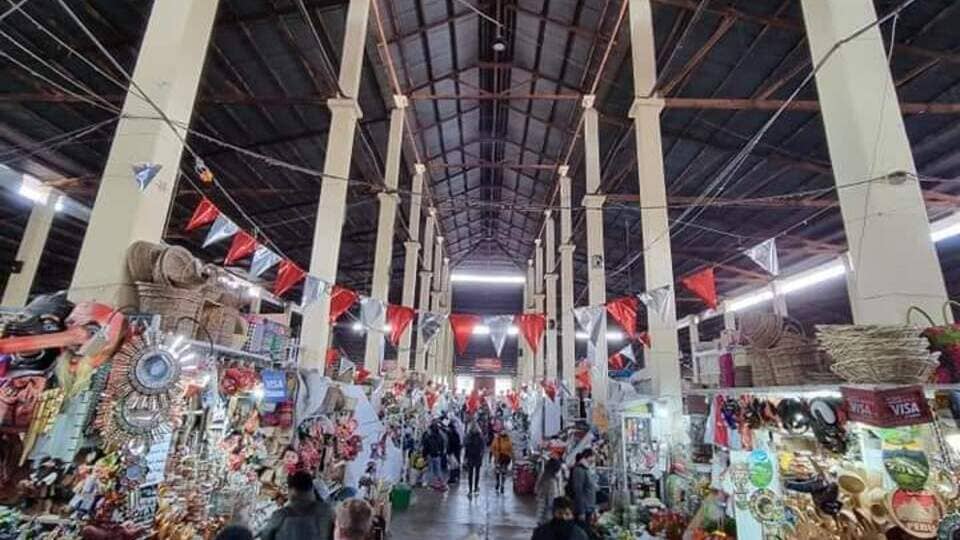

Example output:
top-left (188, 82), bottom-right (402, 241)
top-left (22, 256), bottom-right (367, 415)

top-left (842, 252), bottom-right (863, 322)
top-left (69, 0), bottom-right (220, 305)
top-left (689, 317), bottom-right (700, 350)
top-left (442, 258), bottom-right (454, 387)
top-left (363, 96), bottom-right (406, 375)
top-left (544, 210), bottom-right (559, 381)
top-left (300, 0), bottom-right (372, 369)
top-left (801, 0), bottom-right (949, 323)
top-left (398, 164), bottom-right (425, 371)
top-left (557, 170), bottom-right (576, 393)
top-left (415, 211), bottom-right (436, 373)
top-left (628, 0), bottom-right (682, 399)
top-left (520, 259), bottom-right (535, 384)
top-left (723, 309), bottom-right (736, 332)
top-left (534, 239), bottom-right (545, 380)
top-left (582, 96), bottom-right (608, 406)
top-left (428, 236), bottom-right (444, 376)
top-left (2, 194), bottom-right (58, 307)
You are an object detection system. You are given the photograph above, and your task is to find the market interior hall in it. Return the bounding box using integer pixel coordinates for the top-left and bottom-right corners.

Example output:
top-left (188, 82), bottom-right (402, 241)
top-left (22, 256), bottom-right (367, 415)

top-left (1, 0), bottom-right (960, 538)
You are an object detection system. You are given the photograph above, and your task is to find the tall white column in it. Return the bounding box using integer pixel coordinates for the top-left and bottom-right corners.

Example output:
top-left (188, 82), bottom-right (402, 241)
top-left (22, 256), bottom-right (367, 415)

top-left (3, 193), bottom-right (58, 307)
top-left (628, 0), bottom-right (682, 399)
top-left (582, 96), bottom-right (608, 406)
top-left (428, 236), bottom-right (444, 376)
top-left (415, 211), bottom-right (436, 373)
top-left (558, 170), bottom-right (576, 393)
top-left (70, 0), bottom-right (220, 305)
top-left (301, 0), bottom-right (372, 368)
top-left (544, 211), bottom-right (559, 381)
top-left (534, 239), bottom-right (545, 380)
top-left (398, 164), bottom-right (425, 371)
top-left (442, 258), bottom-right (454, 387)
top-left (364, 96), bottom-right (406, 375)
top-left (689, 317), bottom-right (700, 350)
top-left (521, 259), bottom-right (536, 384)
top-left (801, 0), bottom-right (949, 323)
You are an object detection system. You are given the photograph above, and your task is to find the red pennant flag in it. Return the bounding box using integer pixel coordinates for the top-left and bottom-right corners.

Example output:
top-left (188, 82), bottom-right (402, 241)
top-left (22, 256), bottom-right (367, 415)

top-left (448, 313), bottom-right (481, 356)
top-left (540, 380), bottom-right (557, 401)
top-left (425, 390), bottom-right (438, 410)
top-left (185, 197), bottom-right (219, 231)
top-left (467, 390), bottom-right (481, 414)
top-left (329, 285), bottom-right (359, 323)
top-left (273, 260), bottom-right (306, 296)
top-left (516, 313), bottom-right (546, 355)
top-left (354, 367), bottom-right (371, 384)
top-left (608, 352), bottom-right (626, 371)
top-left (681, 267), bottom-right (718, 309)
top-left (386, 305), bottom-right (416, 347)
top-left (575, 360), bottom-right (592, 391)
top-left (638, 331), bottom-right (651, 348)
top-left (606, 296), bottom-right (639, 340)
top-left (326, 348), bottom-right (340, 368)
top-left (224, 231), bottom-right (257, 265)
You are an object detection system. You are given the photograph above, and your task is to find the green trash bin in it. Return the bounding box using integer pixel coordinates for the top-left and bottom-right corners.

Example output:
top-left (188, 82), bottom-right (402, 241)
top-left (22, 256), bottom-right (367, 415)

top-left (391, 483), bottom-right (412, 511)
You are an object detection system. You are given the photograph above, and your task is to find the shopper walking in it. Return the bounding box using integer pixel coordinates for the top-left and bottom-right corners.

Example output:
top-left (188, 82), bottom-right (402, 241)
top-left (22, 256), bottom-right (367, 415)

top-left (446, 421), bottom-right (462, 484)
top-left (570, 449), bottom-right (598, 524)
top-left (463, 423), bottom-right (486, 497)
top-left (530, 497), bottom-right (589, 540)
top-left (490, 429), bottom-right (513, 494)
top-left (422, 422), bottom-right (447, 491)
top-left (333, 498), bottom-right (373, 540)
top-left (535, 458), bottom-right (564, 525)
top-left (259, 471), bottom-right (334, 540)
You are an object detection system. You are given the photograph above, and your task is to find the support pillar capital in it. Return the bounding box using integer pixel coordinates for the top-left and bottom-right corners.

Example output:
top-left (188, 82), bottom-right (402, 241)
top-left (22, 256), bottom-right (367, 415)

top-left (327, 97), bottom-right (364, 119)
top-left (404, 241), bottom-right (420, 251)
top-left (558, 244), bottom-right (576, 254)
top-left (544, 273), bottom-right (559, 283)
top-left (414, 162), bottom-right (426, 175)
top-left (393, 94), bottom-right (409, 109)
top-left (557, 165), bottom-right (570, 177)
top-left (377, 191), bottom-right (400, 204)
top-left (534, 293), bottom-right (545, 304)
top-left (544, 209), bottom-right (552, 219)
top-left (582, 194), bottom-right (606, 209)
top-left (419, 270), bottom-right (433, 279)
top-left (581, 94), bottom-right (596, 109)
top-left (629, 96), bottom-right (665, 118)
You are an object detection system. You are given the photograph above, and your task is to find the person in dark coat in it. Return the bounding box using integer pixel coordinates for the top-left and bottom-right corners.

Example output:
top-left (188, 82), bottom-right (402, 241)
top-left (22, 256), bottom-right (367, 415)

top-left (422, 423), bottom-right (447, 490)
top-left (259, 471), bottom-right (334, 540)
top-left (446, 422), bottom-right (462, 484)
top-left (531, 497), bottom-right (589, 540)
top-left (570, 449), bottom-right (598, 523)
top-left (463, 423), bottom-right (486, 496)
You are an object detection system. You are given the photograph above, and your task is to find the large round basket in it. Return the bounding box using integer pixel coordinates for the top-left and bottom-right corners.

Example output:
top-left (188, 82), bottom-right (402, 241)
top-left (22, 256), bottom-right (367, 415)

top-left (126, 241), bottom-right (165, 282)
top-left (818, 324), bottom-right (939, 384)
top-left (135, 282), bottom-right (204, 336)
top-left (153, 246), bottom-right (206, 289)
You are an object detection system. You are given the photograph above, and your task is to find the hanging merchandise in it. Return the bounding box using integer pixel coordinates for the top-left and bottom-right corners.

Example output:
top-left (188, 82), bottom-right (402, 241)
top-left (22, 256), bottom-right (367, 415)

top-left (681, 267), bottom-right (718, 309)
top-left (202, 214), bottom-right (239, 247)
top-left (329, 285), bottom-right (359, 322)
top-left (132, 163), bottom-right (162, 192)
top-left (448, 313), bottom-right (481, 356)
top-left (517, 313), bottom-right (546, 355)
top-left (743, 237), bottom-right (779, 276)
top-left (485, 315), bottom-right (514, 358)
top-left (224, 230), bottom-right (257, 265)
top-left (250, 245), bottom-right (282, 278)
top-left (185, 197), bottom-right (219, 232)
top-left (606, 296), bottom-right (639, 340)
top-left (638, 285), bottom-right (673, 321)
top-left (194, 157), bottom-right (214, 184)
top-left (359, 297), bottom-right (387, 332)
top-left (418, 312), bottom-right (447, 347)
top-left (273, 260), bottom-right (306, 296)
top-left (386, 305), bottom-right (415, 347)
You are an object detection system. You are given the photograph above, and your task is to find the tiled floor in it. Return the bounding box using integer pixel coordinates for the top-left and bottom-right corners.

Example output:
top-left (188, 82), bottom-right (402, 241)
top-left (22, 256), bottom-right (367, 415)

top-left (390, 468), bottom-right (538, 540)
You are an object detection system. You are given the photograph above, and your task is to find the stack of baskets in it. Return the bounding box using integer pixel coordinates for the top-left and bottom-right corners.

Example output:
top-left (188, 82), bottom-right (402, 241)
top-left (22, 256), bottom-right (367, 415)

top-left (126, 242), bottom-right (249, 348)
top-left (743, 314), bottom-right (839, 386)
top-left (817, 325), bottom-right (940, 384)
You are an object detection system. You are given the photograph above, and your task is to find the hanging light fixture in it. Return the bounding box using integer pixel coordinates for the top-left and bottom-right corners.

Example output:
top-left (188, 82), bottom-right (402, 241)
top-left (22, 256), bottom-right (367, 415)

top-left (492, 33), bottom-right (507, 52)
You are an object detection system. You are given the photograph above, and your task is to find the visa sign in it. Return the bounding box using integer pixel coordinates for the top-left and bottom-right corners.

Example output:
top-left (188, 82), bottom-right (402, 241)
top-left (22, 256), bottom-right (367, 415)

top-left (841, 385), bottom-right (932, 428)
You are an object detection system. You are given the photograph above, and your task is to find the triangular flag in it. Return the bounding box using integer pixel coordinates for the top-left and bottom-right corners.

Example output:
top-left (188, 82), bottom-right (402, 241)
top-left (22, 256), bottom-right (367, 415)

top-left (354, 367), bottom-right (371, 385)
top-left (606, 296), bottom-right (639, 340)
top-left (359, 296), bottom-right (387, 332)
top-left (273, 260), bottom-right (306, 296)
top-left (203, 214), bottom-right (239, 247)
top-left (517, 313), bottom-right (546, 355)
top-left (132, 162), bottom-right (161, 191)
top-left (448, 313), bottom-right (481, 356)
top-left (339, 356), bottom-right (356, 376)
top-left (250, 245), bottom-right (282, 277)
top-left (329, 286), bottom-right (359, 323)
top-left (224, 230), bottom-right (257, 265)
top-left (573, 305), bottom-right (606, 349)
top-left (386, 305), bottom-right (416, 347)
top-left (484, 315), bottom-right (514, 358)
top-left (743, 237), bottom-right (779, 276)
top-left (185, 197), bottom-right (219, 231)
top-left (681, 267), bottom-right (718, 309)
top-left (418, 312), bottom-right (447, 347)
top-left (301, 275), bottom-right (331, 308)
top-left (638, 285), bottom-right (673, 321)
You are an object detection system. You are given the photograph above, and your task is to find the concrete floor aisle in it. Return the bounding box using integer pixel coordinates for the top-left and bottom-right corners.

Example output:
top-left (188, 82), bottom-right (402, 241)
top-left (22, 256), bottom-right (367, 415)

top-left (389, 469), bottom-right (538, 540)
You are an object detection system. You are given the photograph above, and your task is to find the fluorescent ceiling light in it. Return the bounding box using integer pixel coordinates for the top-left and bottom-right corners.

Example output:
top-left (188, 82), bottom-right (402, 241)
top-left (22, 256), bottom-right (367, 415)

top-left (778, 261), bottom-right (846, 295)
top-left (451, 273), bottom-right (525, 284)
top-left (472, 325), bottom-right (519, 336)
top-left (18, 176), bottom-right (49, 205)
top-left (931, 213), bottom-right (960, 242)
top-left (727, 289), bottom-right (775, 312)
top-left (351, 322), bottom-right (392, 332)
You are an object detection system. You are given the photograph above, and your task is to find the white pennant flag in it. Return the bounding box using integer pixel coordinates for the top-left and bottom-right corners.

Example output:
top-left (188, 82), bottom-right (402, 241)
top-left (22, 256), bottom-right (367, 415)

top-left (573, 305), bottom-right (606, 349)
top-left (638, 285), bottom-right (673, 321)
top-left (132, 162), bottom-right (162, 191)
top-left (418, 312), bottom-right (447, 347)
top-left (360, 296), bottom-right (387, 332)
top-left (618, 344), bottom-right (635, 363)
top-left (250, 245), bottom-right (282, 277)
top-left (484, 315), bottom-right (513, 358)
top-left (743, 237), bottom-right (779, 276)
top-left (301, 275), bottom-right (331, 308)
top-left (339, 356), bottom-right (356, 376)
top-left (202, 214), bottom-right (239, 247)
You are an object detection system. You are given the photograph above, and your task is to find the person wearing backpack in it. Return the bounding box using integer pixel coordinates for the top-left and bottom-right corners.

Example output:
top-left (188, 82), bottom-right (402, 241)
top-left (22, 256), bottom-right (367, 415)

top-left (569, 449), bottom-right (598, 523)
top-left (490, 430), bottom-right (513, 494)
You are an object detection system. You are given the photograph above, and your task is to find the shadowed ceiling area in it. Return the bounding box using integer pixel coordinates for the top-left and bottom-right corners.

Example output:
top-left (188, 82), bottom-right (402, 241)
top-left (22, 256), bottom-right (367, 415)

top-left (2, 0), bottom-right (960, 339)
